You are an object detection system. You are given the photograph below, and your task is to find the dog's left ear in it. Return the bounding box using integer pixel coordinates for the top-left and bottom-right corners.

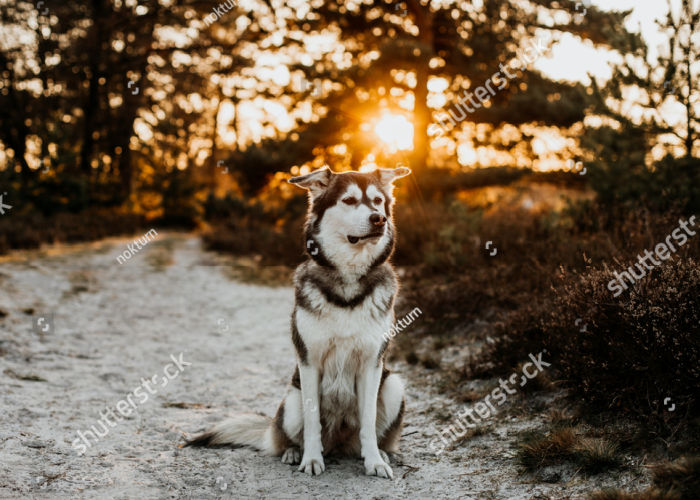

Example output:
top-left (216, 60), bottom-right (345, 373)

top-left (377, 167), bottom-right (411, 186)
top-left (288, 166), bottom-right (333, 197)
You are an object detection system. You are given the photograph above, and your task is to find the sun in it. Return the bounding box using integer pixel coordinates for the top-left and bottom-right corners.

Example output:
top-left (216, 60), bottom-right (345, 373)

top-left (374, 114), bottom-right (414, 151)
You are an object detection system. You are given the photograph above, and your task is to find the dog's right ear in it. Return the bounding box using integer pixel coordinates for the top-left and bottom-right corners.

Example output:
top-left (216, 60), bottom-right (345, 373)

top-left (288, 166), bottom-right (333, 197)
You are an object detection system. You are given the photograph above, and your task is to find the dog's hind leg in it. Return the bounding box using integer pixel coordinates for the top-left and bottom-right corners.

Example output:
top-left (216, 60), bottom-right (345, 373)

top-left (281, 446), bottom-right (301, 465)
top-left (276, 388), bottom-right (304, 465)
top-left (377, 372), bottom-right (405, 455)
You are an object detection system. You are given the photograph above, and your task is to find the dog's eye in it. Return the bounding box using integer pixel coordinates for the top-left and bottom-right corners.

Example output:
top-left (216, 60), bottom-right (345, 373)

top-left (373, 197), bottom-right (382, 205)
top-left (342, 197), bottom-right (358, 205)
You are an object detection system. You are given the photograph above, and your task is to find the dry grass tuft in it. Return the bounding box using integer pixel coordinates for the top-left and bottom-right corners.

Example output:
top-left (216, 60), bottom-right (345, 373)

top-left (651, 456), bottom-right (700, 499)
top-left (518, 427), bottom-right (623, 474)
top-left (518, 427), bottom-right (579, 471)
top-left (589, 490), bottom-right (671, 500)
top-left (590, 456), bottom-right (700, 500)
top-left (574, 437), bottom-right (622, 474)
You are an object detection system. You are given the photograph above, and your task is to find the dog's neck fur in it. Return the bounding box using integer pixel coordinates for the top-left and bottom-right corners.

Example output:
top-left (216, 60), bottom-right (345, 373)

top-left (304, 216), bottom-right (395, 284)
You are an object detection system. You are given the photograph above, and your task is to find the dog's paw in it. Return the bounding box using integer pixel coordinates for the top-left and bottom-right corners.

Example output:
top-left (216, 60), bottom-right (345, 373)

top-left (282, 447), bottom-right (301, 465)
top-left (298, 453), bottom-right (325, 475)
top-left (364, 458), bottom-right (393, 479)
top-left (379, 450), bottom-right (391, 464)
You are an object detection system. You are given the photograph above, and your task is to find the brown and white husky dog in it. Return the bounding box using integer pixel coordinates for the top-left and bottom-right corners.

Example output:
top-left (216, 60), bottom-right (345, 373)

top-left (187, 166), bottom-right (411, 479)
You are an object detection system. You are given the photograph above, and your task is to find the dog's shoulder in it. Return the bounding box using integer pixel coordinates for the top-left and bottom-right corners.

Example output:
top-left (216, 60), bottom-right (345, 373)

top-left (292, 259), bottom-right (310, 284)
top-left (364, 262), bottom-right (397, 286)
top-left (292, 259), bottom-right (319, 290)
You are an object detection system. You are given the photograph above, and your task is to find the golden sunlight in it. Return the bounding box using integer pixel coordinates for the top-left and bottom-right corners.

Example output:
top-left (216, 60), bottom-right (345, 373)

top-left (373, 114), bottom-right (414, 151)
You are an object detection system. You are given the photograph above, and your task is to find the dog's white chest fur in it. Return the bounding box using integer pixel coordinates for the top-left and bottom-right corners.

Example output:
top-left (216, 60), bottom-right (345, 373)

top-left (297, 304), bottom-right (391, 404)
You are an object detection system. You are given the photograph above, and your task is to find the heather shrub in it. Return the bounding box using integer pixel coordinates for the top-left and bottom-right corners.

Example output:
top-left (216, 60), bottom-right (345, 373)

top-left (465, 206), bottom-right (700, 424)
top-left (545, 259), bottom-right (700, 416)
top-left (479, 257), bottom-right (700, 419)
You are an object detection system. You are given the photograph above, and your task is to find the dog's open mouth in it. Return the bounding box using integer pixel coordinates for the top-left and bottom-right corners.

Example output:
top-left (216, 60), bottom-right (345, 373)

top-left (347, 232), bottom-right (384, 244)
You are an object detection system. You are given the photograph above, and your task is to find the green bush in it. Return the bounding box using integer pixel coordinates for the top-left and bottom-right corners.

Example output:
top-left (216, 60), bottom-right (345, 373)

top-left (587, 146), bottom-right (700, 216)
top-left (201, 193), bottom-right (307, 266)
top-left (0, 210), bottom-right (145, 254)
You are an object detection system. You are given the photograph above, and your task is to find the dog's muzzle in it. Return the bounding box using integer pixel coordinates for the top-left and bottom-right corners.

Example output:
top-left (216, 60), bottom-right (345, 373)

top-left (347, 230), bottom-right (384, 244)
top-left (347, 213), bottom-right (387, 244)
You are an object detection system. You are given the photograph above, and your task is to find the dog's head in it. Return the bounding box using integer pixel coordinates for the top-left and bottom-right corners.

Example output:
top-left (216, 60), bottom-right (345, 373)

top-left (288, 166), bottom-right (411, 270)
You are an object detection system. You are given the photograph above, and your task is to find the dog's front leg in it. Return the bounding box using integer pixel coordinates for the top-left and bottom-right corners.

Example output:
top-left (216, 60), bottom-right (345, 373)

top-left (358, 362), bottom-right (393, 479)
top-left (298, 364), bottom-right (325, 475)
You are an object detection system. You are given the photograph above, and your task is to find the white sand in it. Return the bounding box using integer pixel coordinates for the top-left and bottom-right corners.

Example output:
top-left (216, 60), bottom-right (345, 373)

top-left (0, 233), bottom-right (646, 499)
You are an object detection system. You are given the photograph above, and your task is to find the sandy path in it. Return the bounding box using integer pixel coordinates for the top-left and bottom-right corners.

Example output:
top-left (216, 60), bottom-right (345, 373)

top-left (0, 233), bottom-right (643, 499)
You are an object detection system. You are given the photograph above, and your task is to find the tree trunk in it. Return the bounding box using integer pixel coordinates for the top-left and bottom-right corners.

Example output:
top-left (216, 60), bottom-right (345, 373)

top-left (233, 98), bottom-right (242, 151)
top-left (684, 48), bottom-right (693, 157)
top-left (36, 27), bottom-right (51, 171)
top-left (0, 51), bottom-right (32, 192)
top-left (117, 57), bottom-right (149, 201)
top-left (117, 7), bottom-right (158, 202)
top-left (79, 0), bottom-right (106, 177)
top-left (407, 0), bottom-right (434, 178)
top-left (209, 98), bottom-right (223, 191)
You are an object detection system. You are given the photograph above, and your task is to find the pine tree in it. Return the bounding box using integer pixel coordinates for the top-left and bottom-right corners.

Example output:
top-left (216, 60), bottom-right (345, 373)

top-left (584, 0), bottom-right (699, 210)
top-left (591, 0), bottom-right (698, 159)
top-left (0, 0), bottom-right (268, 206)
top-left (265, 0), bottom-right (640, 179)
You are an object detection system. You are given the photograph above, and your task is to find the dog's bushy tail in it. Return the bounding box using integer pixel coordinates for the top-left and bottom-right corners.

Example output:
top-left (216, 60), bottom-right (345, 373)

top-left (184, 414), bottom-right (279, 455)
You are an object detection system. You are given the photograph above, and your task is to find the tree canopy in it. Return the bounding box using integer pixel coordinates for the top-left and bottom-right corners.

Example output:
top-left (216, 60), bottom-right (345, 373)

top-left (0, 0), bottom-right (695, 208)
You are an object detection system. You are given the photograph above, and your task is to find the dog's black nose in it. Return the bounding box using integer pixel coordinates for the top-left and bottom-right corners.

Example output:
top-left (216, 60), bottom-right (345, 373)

top-left (369, 213), bottom-right (386, 226)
